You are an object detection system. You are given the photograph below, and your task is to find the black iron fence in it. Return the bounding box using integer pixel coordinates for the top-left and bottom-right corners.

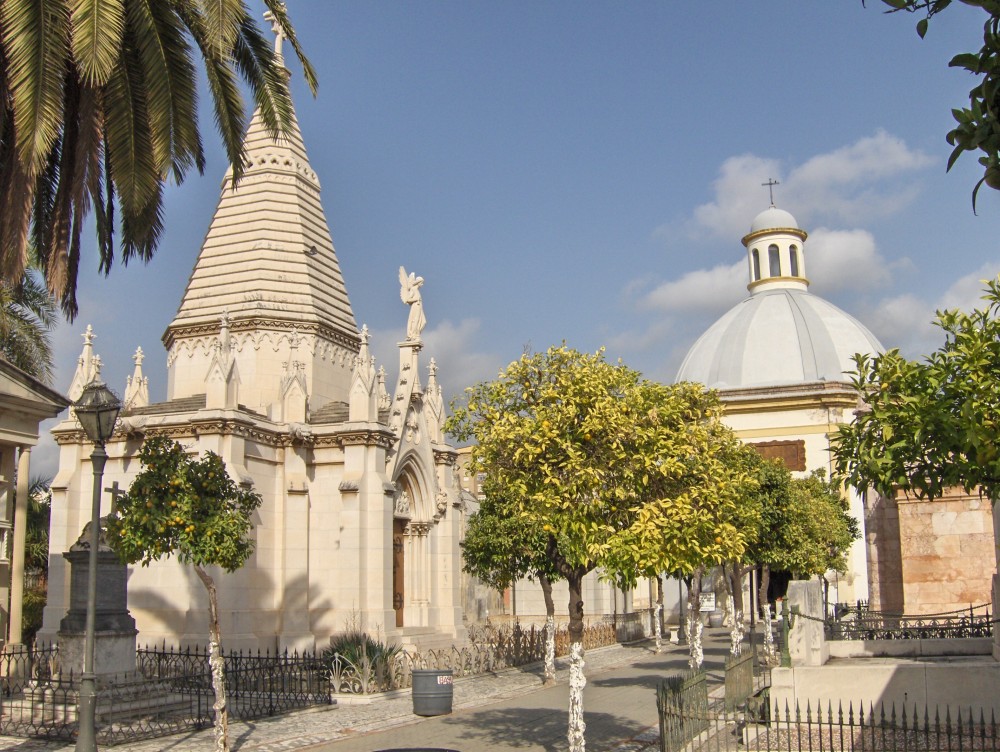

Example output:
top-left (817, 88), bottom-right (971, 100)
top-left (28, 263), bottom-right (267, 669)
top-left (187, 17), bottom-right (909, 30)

top-left (658, 647), bottom-right (770, 752)
top-left (328, 619), bottom-right (621, 696)
top-left (0, 643), bottom-right (331, 745)
top-left (659, 695), bottom-right (1000, 752)
top-left (826, 603), bottom-right (992, 640)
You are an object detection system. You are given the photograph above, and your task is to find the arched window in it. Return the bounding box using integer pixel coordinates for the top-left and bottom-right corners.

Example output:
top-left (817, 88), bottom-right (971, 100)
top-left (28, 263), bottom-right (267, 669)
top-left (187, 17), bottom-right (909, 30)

top-left (751, 248), bottom-right (761, 281)
top-left (768, 244), bottom-right (780, 277)
top-left (789, 245), bottom-right (799, 276)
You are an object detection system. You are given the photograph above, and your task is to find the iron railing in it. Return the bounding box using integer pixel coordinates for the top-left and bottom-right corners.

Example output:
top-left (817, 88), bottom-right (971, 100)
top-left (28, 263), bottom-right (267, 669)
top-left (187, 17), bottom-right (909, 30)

top-left (0, 643), bottom-right (331, 745)
top-left (328, 619), bottom-right (620, 695)
top-left (660, 696), bottom-right (1000, 752)
top-left (826, 603), bottom-right (992, 640)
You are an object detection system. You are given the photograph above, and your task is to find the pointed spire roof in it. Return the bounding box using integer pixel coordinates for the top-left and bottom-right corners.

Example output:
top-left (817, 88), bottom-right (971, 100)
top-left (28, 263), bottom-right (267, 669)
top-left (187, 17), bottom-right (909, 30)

top-left (164, 96), bottom-right (358, 350)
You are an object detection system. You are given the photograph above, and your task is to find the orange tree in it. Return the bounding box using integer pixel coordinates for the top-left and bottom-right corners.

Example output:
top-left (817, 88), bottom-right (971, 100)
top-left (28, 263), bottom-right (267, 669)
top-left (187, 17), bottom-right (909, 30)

top-left (447, 345), bottom-right (744, 752)
top-left (106, 436), bottom-right (261, 752)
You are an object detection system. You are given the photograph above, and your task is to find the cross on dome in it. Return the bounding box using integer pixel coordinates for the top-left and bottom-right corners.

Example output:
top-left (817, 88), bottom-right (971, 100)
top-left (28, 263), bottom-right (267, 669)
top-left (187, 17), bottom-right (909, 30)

top-left (761, 178), bottom-right (780, 206)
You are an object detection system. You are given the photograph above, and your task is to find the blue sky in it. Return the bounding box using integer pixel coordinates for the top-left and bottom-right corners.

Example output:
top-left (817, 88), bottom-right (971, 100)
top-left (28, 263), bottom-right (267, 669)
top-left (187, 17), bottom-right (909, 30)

top-left (36, 0), bottom-right (1000, 475)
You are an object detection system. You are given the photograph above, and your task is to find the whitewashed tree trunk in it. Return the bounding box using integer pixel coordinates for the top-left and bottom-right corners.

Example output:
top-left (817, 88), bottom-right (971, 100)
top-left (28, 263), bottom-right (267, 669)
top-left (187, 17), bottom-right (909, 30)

top-left (724, 593), bottom-right (734, 628)
top-left (195, 564), bottom-right (229, 752)
top-left (566, 572), bottom-right (587, 752)
top-left (686, 568), bottom-right (704, 670)
top-left (758, 564), bottom-right (775, 663)
top-left (568, 640), bottom-right (587, 752)
top-left (545, 614), bottom-right (557, 683)
top-left (730, 608), bottom-right (744, 656)
top-left (540, 574), bottom-right (557, 685)
top-left (653, 576), bottom-right (664, 654)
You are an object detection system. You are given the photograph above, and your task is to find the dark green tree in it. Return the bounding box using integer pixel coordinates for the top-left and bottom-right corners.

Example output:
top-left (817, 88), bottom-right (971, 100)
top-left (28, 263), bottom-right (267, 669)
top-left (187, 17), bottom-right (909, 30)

top-left (107, 436), bottom-right (262, 752)
top-left (462, 490), bottom-right (563, 683)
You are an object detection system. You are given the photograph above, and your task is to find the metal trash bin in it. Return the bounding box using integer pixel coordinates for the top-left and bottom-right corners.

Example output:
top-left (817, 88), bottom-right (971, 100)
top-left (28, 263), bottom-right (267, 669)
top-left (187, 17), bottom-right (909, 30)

top-left (411, 669), bottom-right (454, 716)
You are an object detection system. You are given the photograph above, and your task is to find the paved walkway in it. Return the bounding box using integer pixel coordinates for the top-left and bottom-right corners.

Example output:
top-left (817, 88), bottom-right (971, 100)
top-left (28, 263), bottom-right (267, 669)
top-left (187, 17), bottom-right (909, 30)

top-left (0, 631), bottom-right (733, 752)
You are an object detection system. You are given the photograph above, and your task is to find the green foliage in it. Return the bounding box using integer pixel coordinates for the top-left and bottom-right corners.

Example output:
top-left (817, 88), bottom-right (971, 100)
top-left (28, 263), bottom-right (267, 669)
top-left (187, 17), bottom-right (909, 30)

top-left (872, 0), bottom-right (1000, 209)
top-left (448, 345), bottom-right (746, 589)
top-left (106, 436), bottom-right (262, 571)
top-left (0, 256), bottom-right (56, 383)
top-left (774, 470), bottom-right (860, 577)
top-left (834, 277), bottom-right (1000, 502)
top-left (21, 586), bottom-right (47, 645)
top-left (322, 630), bottom-right (402, 667)
top-left (462, 489), bottom-right (561, 591)
top-left (24, 476), bottom-right (51, 573)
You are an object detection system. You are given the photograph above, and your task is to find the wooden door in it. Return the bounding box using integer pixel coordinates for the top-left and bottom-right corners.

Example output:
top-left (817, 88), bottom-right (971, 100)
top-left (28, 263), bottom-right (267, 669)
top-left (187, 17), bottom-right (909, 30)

top-left (393, 519), bottom-right (405, 628)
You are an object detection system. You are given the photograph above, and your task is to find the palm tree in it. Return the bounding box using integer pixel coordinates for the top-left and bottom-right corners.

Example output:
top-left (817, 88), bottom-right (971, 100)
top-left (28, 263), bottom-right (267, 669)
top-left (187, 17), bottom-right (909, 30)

top-left (0, 0), bottom-right (316, 319)
top-left (20, 476), bottom-right (51, 645)
top-left (0, 256), bottom-right (56, 383)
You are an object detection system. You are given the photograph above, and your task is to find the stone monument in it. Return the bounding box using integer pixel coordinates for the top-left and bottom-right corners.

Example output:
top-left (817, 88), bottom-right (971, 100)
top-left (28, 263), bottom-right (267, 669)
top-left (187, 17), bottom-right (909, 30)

top-left (57, 518), bottom-right (137, 678)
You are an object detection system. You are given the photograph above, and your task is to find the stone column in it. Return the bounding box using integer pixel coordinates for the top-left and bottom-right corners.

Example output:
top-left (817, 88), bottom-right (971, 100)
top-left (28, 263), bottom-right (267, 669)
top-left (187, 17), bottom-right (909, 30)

top-left (7, 447), bottom-right (30, 645)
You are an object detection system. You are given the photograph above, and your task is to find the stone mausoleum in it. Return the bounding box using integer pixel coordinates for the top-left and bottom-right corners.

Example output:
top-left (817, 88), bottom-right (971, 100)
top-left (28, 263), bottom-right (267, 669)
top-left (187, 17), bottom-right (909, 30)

top-left (39, 69), bottom-right (465, 652)
top-left (677, 203), bottom-right (995, 614)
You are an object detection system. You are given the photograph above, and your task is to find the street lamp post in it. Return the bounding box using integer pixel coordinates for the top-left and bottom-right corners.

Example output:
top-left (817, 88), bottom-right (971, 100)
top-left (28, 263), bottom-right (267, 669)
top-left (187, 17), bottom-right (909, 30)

top-left (73, 381), bottom-right (121, 752)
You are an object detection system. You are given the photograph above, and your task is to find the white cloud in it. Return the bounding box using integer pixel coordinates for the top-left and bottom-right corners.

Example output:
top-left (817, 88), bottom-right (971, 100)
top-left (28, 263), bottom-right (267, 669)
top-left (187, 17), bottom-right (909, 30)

top-left (686, 131), bottom-right (931, 241)
top-left (690, 154), bottom-right (783, 241)
top-left (806, 228), bottom-right (892, 294)
top-left (866, 261), bottom-right (1000, 357)
top-left (637, 262), bottom-right (745, 314)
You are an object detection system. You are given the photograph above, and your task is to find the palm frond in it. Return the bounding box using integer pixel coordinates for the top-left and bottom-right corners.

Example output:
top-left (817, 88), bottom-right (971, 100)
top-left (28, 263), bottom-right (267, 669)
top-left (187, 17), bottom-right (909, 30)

top-left (127, 0), bottom-right (203, 179)
top-left (3, 0), bottom-right (72, 172)
top-left (261, 0), bottom-right (316, 95)
top-left (180, 1), bottom-right (246, 181)
top-left (69, 0), bottom-right (125, 86)
top-left (201, 0), bottom-right (242, 59)
top-left (233, 12), bottom-right (292, 139)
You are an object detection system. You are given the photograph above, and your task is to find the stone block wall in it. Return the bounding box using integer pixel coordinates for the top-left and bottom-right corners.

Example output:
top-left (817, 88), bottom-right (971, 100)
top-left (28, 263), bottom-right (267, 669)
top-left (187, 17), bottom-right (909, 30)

top-left (897, 490), bottom-right (993, 614)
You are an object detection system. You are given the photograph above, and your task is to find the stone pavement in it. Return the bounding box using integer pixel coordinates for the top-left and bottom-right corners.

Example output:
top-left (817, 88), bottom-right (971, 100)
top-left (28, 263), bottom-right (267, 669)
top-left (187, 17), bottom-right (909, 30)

top-left (0, 630), bottom-right (732, 752)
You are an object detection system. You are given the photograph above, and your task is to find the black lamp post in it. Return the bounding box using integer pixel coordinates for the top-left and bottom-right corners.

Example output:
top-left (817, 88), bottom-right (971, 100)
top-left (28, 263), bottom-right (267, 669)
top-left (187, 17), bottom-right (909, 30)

top-left (73, 380), bottom-right (121, 752)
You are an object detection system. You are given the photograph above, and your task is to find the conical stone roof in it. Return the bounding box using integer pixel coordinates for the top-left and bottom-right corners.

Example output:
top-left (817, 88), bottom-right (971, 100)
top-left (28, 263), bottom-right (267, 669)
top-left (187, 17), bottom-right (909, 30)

top-left (164, 108), bottom-right (357, 347)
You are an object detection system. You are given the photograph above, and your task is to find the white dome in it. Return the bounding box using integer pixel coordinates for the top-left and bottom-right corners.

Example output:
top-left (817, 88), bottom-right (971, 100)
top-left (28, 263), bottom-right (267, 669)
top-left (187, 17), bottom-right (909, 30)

top-left (750, 206), bottom-right (800, 234)
top-left (676, 289), bottom-right (884, 389)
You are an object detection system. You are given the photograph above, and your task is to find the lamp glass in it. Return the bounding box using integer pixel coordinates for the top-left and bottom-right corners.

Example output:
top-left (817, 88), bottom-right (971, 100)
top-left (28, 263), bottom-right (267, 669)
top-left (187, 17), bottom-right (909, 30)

top-left (75, 381), bottom-right (121, 444)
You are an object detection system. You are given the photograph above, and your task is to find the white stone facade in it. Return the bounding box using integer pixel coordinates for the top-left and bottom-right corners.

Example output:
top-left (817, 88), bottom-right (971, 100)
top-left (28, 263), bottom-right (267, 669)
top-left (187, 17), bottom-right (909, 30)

top-left (40, 98), bottom-right (466, 652)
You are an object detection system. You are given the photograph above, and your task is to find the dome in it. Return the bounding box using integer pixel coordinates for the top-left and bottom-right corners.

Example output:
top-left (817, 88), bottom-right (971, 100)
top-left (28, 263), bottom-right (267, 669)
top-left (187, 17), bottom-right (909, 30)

top-left (676, 289), bottom-right (884, 389)
top-left (749, 206), bottom-right (800, 234)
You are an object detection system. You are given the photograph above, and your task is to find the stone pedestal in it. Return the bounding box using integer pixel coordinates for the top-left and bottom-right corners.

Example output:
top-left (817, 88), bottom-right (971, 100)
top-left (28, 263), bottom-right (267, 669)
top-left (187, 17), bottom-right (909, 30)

top-left (786, 579), bottom-right (828, 667)
top-left (56, 517), bottom-right (137, 677)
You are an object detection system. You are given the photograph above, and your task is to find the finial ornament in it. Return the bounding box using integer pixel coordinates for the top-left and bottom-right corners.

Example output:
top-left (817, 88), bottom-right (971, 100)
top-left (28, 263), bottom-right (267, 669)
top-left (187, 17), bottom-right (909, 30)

top-left (82, 324), bottom-right (95, 346)
top-left (263, 5), bottom-right (286, 58)
top-left (399, 267), bottom-right (426, 341)
top-left (762, 178), bottom-right (780, 206)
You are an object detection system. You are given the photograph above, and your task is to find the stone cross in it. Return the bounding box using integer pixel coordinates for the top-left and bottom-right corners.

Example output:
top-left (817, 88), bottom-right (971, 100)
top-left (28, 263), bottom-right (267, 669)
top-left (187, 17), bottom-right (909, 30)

top-left (105, 481), bottom-right (125, 515)
top-left (263, 7), bottom-right (286, 57)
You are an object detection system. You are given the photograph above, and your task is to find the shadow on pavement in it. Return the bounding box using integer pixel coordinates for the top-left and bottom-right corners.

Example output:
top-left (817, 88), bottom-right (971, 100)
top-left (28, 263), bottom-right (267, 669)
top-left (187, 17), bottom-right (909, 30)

top-left (438, 706), bottom-right (643, 752)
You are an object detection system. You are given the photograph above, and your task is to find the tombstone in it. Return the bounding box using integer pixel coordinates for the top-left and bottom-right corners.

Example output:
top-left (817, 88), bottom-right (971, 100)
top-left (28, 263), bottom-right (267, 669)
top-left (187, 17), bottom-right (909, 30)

top-left (56, 517), bottom-right (137, 677)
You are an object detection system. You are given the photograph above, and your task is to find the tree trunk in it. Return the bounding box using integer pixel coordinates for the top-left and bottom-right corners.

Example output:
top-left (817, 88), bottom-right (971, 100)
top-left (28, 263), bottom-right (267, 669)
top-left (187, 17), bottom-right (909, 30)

top-left (758, 564), bottom-right (775, 663)
top-left (686, 567), bottom-right (704, 670)
top-left (727, 563), bottom-right (745, 656)
top-left (195, 564), bottom-right (229, 752)
top-left (653, 575), bottom-right (664, 654)
top-left (566, 569), bottom-right (587, 752)
top-left (539, 573), bottom-right (557, 685)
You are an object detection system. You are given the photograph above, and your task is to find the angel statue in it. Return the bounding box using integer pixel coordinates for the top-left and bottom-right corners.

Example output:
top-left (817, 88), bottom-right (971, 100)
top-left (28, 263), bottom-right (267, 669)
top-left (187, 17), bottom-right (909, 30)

top-left (399, 266), bottom-right (426, 340)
